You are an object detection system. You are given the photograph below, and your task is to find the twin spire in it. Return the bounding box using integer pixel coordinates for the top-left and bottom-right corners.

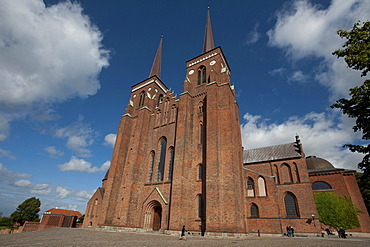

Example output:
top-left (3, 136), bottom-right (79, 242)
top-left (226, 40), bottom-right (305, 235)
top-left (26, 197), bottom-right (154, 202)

top-left (203, 7), bottom-right (215, 54)
top-left (149, 34), bottom-right (163, 78)
top-left (149, 8), bottom-right (215, 79)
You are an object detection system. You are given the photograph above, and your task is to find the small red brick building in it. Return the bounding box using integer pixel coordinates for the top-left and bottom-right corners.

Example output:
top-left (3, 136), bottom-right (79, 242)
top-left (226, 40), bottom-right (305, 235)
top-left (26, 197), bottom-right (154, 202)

top-left (18, 208), bottom-right (82, 233)
top-left (44, 208), bottom-right (82, 218)
top-left (83, 9), bottom-right (370, 235)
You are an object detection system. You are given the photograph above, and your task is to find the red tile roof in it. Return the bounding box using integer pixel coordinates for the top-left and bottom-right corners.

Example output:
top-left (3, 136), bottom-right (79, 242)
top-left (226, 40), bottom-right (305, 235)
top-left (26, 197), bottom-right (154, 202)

top-left (45, 208), bottom-right (82, 218)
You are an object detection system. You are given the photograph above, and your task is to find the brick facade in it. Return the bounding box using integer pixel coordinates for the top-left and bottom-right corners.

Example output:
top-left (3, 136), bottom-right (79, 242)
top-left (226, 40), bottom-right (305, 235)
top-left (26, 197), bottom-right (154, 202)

top-left (83, 11), bottom-right (370, 235)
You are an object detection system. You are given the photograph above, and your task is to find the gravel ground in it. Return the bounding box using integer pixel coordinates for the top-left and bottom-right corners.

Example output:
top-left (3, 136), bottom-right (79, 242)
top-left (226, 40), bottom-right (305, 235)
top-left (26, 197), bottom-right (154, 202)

top-left (1, 227), bottom-right (370, 247)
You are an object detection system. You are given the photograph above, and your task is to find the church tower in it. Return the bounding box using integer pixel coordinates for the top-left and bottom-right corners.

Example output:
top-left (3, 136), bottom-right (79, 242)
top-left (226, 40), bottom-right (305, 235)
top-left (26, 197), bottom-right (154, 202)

top-left (83, 8), bottom-right (246, 234)
top-left (169, 8), bottom-right (246, 233)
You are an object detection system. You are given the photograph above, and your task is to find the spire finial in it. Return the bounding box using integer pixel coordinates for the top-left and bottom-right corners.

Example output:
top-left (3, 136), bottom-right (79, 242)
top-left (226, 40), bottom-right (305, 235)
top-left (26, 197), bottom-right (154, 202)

top-left (202, 6), bottom-right (215, 54)
top-left (149, 34), bottom-right (163, 78)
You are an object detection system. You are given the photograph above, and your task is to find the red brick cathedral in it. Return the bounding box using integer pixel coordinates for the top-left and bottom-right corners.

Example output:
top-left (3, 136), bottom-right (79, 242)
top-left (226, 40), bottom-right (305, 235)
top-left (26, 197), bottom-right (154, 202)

top-left (83, 9), bottom-right (370, 235)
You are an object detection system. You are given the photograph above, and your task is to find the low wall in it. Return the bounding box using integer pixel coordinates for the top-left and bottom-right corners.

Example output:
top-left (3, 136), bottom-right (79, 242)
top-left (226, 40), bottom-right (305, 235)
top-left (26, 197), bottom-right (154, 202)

top-left (21, 221), bottom-right (40, 233)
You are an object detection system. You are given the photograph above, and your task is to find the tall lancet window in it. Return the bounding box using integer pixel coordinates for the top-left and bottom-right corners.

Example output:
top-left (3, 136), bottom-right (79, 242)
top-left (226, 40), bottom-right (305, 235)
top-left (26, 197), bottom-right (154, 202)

top-left (197, 66), bottom-right (206, 85)
top-left (247, 177), bottom-right (255, 197)
top-left (258, 176), bottom-right (267, 196)
top-left (139, 91), bottom-right (145, 107)
top-left (198, 194), bottom-right (205, 218)
top-left (167, 147), bottom-right (174, 180)
top-left (199, 121), bottom-right (204, 144)
top-left (156, 137), bottom-right (167, 181)
top-left (284, 193), bottom-right (299, 218)
top-left (148, 151), bottom-right (155, 182)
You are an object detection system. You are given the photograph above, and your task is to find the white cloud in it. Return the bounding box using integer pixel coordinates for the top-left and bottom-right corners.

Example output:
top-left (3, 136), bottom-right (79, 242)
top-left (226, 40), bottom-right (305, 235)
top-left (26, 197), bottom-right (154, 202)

top-left (104, 133), bottom-right (117, 148)
top-left (269, 68), bottom-right (286, 77)
top-left (241, 111), bottom-right (363, 170)
top-left (67, 204), bottom-right (79, 212)
top-left (14, 179), bottom-right (32, 187)
top-left (58, 156), bottom-right (110, 173)
top-left (267, 0), bottom-right (370, 99)
top-left (75, 190), bottom-right (94, 202)
top-left (101, 161), bottom-right (111, 171)
top-left (245, 22), bottom-right (261, 45)
top-left (56, 186), bottom-right (72, 199)
top-left (30, 183), bottom-right (51, 195)
top-left (0, 163), bottom-right (31, 180)
top-left (0, 0), bottom-right (109, 141)
top-left (44, 146), bottom-right (64, 159)
top-left (0, 148), bottom-right (15, 159)
top-left (288, 70), bottom-right (309, 83)
top-left (55, 116), bottom-right (95, 158)
top-left (0, 115), bottom-right (11, 141)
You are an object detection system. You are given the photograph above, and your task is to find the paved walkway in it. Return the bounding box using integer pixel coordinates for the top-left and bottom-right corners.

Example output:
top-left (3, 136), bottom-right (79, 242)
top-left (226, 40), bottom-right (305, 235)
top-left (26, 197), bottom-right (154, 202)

top-left (1, 227), bottom-right (370, 247)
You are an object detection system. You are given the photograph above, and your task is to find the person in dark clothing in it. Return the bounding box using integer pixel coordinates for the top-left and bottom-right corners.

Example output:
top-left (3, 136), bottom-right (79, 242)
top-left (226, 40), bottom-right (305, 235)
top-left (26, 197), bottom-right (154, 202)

top-left (339, 228), bottom-right (346, 238)
top-left (179, 225), bottom-right (187, 240)
top-left (325, 228), bottom-right (331, 237)
top-left (290, 227), bottom-right (295, 237)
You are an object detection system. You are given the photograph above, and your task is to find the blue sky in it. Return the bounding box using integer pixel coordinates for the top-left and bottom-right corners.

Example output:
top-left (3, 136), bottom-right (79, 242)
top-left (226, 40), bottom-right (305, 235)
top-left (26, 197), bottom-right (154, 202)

top-left (0, 0), bottom-right (369, 216)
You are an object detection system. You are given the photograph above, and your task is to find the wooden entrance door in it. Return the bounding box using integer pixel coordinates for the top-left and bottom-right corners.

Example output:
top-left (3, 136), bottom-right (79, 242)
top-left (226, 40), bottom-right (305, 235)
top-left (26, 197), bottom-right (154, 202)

top-left (152, 206), bottom-right (162, 231)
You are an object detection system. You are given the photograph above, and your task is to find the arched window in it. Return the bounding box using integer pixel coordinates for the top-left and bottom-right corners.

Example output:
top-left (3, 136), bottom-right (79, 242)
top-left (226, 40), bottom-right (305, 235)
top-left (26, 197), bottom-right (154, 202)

top-left (139, 91), bottom-right (146, 107)
top-left (167, 147), bottom-right (174, 180)
top-left (198, 194), bottom-right (205, 218)
top-left (170, 104), bottom-right (177, 123)
top-left (280, 163), bottom-right (293, 184)
top-left (199, 101), bottom-right (204, 113)
top-left (155, 110), bottom-right (161, 127)
top-left (199, 121), bottom-right (204, 144)
top-left (312, 181), bottom-right (332, 190)
top-left (123, 173), bottom-right (128, 188)
top-left (250, 203), bottom-right (259, 218)
top-left (294, 163), bottom-right (300, 183)
top-left (148, 151), bottom-right (155, 182)
top-left (197, 66), bottom-right (206, 85)
top-left (247, 177), bottom-right (255, 197)
top-left (258, 177), bottom-right (267, 196)
top-left (163, 98), bottom-right (170, 125)
top-left (284, 193), bottom-right (299, 218)
top-left (93, 199), bottom-right (98, 217)
top-left (157, 94), bottom-right (163, 106)
top-left (273, 165), bottom-right (280, 184)
top-left (156, 137), bottom-right (167, 181)
top-left (119, 198), bottom-right (124, 217)
top-left (198, 164), bottom-right (204, 180)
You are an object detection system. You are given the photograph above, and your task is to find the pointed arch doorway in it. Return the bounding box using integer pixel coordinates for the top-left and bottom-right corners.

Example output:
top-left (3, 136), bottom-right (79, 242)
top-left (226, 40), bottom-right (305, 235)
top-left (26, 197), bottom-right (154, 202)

top-left (144, 200), bottom-right (162, 231)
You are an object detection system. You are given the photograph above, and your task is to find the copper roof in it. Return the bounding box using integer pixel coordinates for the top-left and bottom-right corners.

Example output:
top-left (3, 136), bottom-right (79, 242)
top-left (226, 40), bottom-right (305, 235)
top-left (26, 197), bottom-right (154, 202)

top-left (243, 142), bottom-right (302, 164)
top-left (306, 156), bottom-right (334, 170)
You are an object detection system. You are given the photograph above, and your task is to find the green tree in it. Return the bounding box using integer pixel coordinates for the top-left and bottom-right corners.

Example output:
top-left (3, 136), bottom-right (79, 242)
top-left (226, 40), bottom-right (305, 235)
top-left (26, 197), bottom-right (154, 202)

top-left (0, 216), bottom-right (13, 227)
top-left (0, 212), bottom-right (13, 227)
top-left (331, 21), bottom-right (370, 175)
top-left (356, 172), bottom-right (370, 213)
top-left (314, 192), bottom-right (360, 230)
top-left (77, 215), bottom-right (84, 223)
top-left (10, 197), bottom-right (41, 225)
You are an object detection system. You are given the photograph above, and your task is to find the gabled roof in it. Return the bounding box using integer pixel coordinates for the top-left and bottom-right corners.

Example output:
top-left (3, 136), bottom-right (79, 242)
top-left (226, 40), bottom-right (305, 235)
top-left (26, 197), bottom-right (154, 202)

top-left (243, 142), bottom-right (302, 164)
top-left (45, 208), bottom-right (82, 218)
